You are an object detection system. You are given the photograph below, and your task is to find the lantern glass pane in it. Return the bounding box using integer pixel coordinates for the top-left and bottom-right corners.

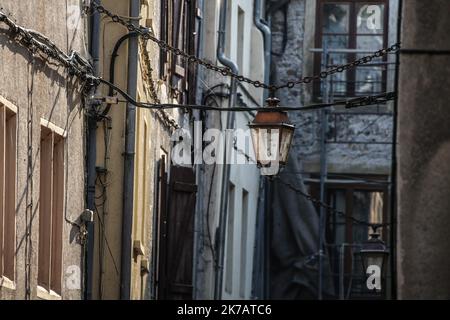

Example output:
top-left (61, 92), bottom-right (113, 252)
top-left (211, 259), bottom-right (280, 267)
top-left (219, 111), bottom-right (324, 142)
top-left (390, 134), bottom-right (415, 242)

top-left (250, 127), bottom-right (260, 164)
top-left (252, 127), bottom-right (280, 166)
top-left (251, 127), bottom-right (280, 165)
top-left (279, 126), bottom-right (294, 163)
top-left (365, 254), bottom-right (384, 271)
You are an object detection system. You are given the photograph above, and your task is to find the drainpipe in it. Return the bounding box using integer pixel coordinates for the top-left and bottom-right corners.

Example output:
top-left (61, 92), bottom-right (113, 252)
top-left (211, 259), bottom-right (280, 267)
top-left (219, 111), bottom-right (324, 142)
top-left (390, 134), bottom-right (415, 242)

top-left (101, 32), bottom-right (139, 117)
top-left (318, 49), bottom-right (331, 300)
top-left (120, 0), bottom-right (140, 300)
top-left (214, 0), bottom-right (239, 300)
top-left (254, 0), bottom-right (271, 100)
top-left (253, 0), bottom-right (272, 298)
top-left (85, 0), bottom-right (101, 300)
top-left (193, 0), bottom-right (205, 300)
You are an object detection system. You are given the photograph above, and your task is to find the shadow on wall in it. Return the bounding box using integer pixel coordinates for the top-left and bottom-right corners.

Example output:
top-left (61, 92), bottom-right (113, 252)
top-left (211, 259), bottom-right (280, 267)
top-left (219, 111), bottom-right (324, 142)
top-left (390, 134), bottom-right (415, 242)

top-left (270, 151), bottom-right (334, 299)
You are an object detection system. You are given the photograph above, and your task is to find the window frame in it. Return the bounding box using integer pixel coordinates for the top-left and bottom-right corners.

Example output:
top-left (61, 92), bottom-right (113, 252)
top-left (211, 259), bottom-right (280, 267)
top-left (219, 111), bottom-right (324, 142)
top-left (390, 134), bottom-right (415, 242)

top-left (307, 174), bottom-right (390, 298)
top-left (314, 0), bottom-right (390, 100)
top-left (239, 188), bottom-right (249, 298)
top-left (224, 182), bottom-right (235, 295)
top-left (0, 97), bottom-right (17, 287)
top-left (160, 0), bottom-right (198, 104)
top-left (37, 119), bottom-right (65, 297)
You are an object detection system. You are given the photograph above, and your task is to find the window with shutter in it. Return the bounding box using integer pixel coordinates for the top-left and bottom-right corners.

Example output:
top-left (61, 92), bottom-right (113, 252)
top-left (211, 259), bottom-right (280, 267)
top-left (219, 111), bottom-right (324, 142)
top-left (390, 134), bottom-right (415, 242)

top-left (160, 0), bottom-right (199, 104)
top-left (156, 165), bottom-right (197, 300)
top-left (0, 101), bottom-right (17, 285)
top-left (38, 123), bottom-right (64, 296)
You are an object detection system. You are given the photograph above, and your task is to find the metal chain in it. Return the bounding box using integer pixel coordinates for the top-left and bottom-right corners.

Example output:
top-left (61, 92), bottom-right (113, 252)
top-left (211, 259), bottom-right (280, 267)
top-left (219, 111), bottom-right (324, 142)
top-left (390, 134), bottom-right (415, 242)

top-left (0, 6), bottom-right (397, 113)
top-left (1, 6), bottom-right (392, 230)
top-left (344, 92), bottom-right (397, 109)
top-left (275, 44), bottom-right (400, 91)
top-left (90, 2), bottom-right (400, 94)
top-left (138, 39), bottom-right (180, 130)
top-left (274, 176), bottom-right (390, 228)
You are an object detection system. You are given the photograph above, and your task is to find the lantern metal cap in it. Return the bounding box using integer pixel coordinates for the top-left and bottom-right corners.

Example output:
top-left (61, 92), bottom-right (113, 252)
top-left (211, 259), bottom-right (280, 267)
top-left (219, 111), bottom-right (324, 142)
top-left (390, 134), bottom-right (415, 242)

top-left (358, 232), bottom-right (389, 254)
top-left (248, 96), bottom-right (296, 175)
top-left (248, 97), bottom-right (294, 127)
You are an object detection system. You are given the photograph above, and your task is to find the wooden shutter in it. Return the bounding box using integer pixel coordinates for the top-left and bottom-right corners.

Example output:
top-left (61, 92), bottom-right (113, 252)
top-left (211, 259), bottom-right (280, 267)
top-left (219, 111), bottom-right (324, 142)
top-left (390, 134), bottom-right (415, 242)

top-left (156, 156), bottom-right (168, 299)
top-left (50, 135), bottom-right (64, 294)
top-left (38, 127), bottom-right (53, 290)
top-left (0, 107), bottom-right (4, 276)
top-left (161, 165), bottom-right (197, 299)
top-left (3, 110), bottom-right (16, 280)
top-left (186, 0), bottom-right (199, 104)
top-left (38, 127), bottom-right (64, 293)
top-left (170, 0), bottom-right (187, 92)
top-left (160, 0), bottom-right (170, 78)
top-left (0, 106), bottom-right (17, 281)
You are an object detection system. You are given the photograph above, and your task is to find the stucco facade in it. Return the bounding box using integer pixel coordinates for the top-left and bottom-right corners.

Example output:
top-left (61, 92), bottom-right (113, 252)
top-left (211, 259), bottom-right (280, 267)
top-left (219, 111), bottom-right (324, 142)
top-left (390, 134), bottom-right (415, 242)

top-left (91, 0), bottom-right (188, 300)
top-left (0, 0), bottom-right (85, 300)
top-left (397, 0), bottom-right (450, 299)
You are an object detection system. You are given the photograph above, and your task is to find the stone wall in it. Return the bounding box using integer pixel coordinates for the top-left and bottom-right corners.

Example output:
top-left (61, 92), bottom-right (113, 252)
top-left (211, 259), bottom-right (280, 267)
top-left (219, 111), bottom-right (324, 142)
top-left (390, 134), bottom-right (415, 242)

top-left (269, 0), bottom-right (399, 175)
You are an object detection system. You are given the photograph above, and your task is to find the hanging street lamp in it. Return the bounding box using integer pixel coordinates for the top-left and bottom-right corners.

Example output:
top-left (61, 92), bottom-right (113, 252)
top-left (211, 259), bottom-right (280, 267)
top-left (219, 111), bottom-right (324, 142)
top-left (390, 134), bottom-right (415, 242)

top-left (355, 225), bottom-right (389, 294)
top-left (248, 97), bottom-right (295, 176)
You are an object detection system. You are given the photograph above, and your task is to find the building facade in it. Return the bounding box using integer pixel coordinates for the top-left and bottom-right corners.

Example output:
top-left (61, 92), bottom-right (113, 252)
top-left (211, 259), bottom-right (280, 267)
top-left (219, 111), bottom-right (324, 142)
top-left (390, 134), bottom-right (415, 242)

top-left (89, 0), bottom-right (199, 300)
top-left (193, 0), bottom-right (267, 300)
top-left (397, 0), bottom-right (450, 299)
top-left (268, 0), bottom-right (399, 299)
top-left (0, 0), bottom-right (86, 300)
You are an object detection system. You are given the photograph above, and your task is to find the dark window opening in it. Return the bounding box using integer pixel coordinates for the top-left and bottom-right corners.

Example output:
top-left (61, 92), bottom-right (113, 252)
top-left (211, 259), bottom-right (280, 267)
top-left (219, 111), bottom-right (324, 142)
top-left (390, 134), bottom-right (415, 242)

top-left (314, 0), bottom-right (389, 100)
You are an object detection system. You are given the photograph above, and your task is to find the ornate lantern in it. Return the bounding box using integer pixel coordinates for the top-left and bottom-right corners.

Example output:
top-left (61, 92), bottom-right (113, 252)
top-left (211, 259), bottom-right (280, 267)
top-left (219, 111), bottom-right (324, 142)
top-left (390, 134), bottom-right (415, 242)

top-left (248, 97), bottom-right (295, 176)
top-left (356, 225), bottom-right (389, 293)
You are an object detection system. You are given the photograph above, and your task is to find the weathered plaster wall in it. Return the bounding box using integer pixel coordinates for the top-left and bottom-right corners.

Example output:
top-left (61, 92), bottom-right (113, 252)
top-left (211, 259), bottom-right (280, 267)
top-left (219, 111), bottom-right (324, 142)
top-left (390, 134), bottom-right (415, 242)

top-left (397, 0), bottom-right (450, 299)
top-left (0, 0), bottom-right (85, 300)
top-left (91, 0), bottom-right (128, 300)
top-left (92, 0), bottom-right (186, 300)
top-left (131, 0), bottom-right (181, 300)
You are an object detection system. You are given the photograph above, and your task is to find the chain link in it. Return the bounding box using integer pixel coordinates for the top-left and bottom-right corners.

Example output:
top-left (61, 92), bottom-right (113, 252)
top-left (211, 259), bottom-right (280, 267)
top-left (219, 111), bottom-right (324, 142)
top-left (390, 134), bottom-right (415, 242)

top-left (276, 43), bottom-right (400, 91)
top-left (138, 39), bottom-right (180, 130)
top-left (344, 92), bottom-right (397, 109)
top-left (90, 2), bottom-right (400, 93)
top-left (0, 7), bottom-right (392, 229)
top-left (0, 6), bottom-right (398, 113)
top-left (273, 176), bottom-right (390, 228)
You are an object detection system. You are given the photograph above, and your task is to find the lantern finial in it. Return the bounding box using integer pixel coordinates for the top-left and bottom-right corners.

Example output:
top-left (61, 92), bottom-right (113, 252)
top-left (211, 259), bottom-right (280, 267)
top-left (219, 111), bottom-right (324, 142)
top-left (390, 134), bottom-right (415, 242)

top-left (266, 96), bottom-right (280, 107)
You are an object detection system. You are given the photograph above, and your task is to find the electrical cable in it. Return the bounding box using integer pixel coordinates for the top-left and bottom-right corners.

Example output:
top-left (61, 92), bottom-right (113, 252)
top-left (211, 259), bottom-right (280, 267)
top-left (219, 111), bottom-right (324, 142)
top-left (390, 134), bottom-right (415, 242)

top-left (0, 6), bottom-right (394, 231)
top-left (0, 8), bottom-right (397, 114)
top-left (94, 204), bottom-right (120, 276)
top-left (202, 90), bottom-right (229, 269)
top-left (24, 50), bottom-right (35, 300)
top-left (89, 2), bottom-right (400, 94)
top-left (102, 31), bottom-right (139, 117)
top-left (273, 176), bottom-right (390, 228)
top-left (96, 76), bottom-right (396, 112)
